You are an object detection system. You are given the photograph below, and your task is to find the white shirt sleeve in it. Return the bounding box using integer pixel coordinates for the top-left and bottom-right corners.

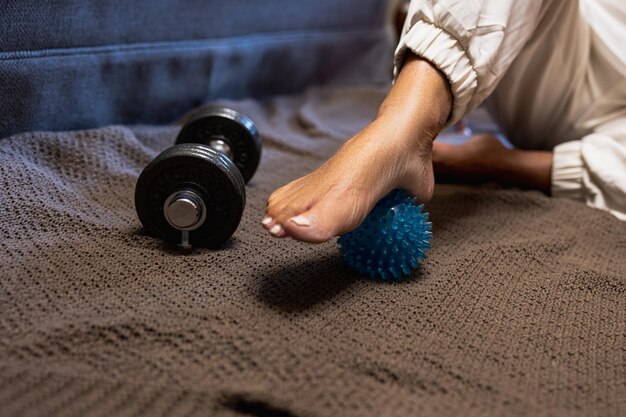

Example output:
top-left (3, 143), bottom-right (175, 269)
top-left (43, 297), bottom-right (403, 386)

top-left (394, 0), bottom-right (550, 125)
top-left (552, 117), bottom-right (626, 221)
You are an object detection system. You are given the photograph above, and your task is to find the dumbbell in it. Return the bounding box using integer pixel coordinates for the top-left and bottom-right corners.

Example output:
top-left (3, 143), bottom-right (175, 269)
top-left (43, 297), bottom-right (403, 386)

top-left (135, 107), bottom-right (261, 250)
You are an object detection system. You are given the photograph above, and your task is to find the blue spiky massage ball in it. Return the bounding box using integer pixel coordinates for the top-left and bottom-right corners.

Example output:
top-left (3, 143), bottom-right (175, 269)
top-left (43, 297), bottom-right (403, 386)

top-left (337, 189), bottom-right (432, 280)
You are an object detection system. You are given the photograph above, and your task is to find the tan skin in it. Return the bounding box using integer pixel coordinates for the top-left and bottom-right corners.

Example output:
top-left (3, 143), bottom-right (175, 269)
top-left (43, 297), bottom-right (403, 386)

top-left (433, 133), bottom-right (553, 193)
top-left (262, 54), bottom-right (553, 243)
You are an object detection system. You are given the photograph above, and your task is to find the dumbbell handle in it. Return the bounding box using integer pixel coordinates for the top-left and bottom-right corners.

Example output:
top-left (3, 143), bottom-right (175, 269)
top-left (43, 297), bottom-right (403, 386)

top-left (175, 107), bottom-right (261, 184)
top-left (207, 138), bottom-right (234, 161)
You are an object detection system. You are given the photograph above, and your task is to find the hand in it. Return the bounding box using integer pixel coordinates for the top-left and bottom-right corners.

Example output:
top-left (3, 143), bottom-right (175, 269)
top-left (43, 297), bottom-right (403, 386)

top-left (432, 133), bottom-right (510, 183)
top-left (432, 132), bottom-right (553, 193)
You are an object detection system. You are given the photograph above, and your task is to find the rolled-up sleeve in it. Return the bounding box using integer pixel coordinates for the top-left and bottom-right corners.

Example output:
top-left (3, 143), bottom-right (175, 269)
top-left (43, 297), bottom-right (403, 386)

top-left (394, 0), bottom-right (548, 125)
top-left (552, 117), bottom-right (626, 221)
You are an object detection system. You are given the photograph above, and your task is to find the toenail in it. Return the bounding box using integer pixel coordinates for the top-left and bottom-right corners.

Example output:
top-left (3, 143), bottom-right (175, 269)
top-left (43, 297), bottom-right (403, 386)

top-left (262, 216), bottom-right (273, 226)
top-left (289, 215), bottom-right (311, 227)
top-left (270, 224), bottom-right (283, 236)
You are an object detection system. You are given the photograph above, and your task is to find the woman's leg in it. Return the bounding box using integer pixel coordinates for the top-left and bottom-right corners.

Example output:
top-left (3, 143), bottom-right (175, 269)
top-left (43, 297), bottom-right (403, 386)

top-left (262, 55), bottom-right (452, 243)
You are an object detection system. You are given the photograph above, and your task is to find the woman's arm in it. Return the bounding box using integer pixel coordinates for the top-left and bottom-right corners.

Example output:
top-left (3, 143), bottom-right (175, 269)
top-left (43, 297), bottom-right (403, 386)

top-left (552, 121), bottom-right (626, 220)
top-left (432, 133), bottom-right (552, 193)
top-left (433, 123), bottom-right (626, 221)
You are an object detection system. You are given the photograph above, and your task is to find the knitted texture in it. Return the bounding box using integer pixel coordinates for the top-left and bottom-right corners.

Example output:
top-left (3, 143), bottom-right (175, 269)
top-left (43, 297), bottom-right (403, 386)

top-left (1, 87), bottom-right (625, 417)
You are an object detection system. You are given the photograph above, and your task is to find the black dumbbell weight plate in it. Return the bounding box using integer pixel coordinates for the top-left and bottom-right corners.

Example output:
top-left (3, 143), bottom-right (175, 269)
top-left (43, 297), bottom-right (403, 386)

top-left (176, 107), bottom-right (261, 184)
top-left (135, 143), bottom-right (245, 248)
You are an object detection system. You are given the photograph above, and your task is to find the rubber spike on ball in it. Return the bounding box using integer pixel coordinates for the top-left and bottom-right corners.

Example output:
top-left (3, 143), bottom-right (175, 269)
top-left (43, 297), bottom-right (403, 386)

top-left (337, 189), bottom-right (432, 280)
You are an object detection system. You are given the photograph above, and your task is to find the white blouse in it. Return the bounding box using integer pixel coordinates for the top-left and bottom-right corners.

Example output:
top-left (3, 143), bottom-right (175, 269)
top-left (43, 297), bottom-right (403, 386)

top-left (395, 0), bottom-right (626, 220)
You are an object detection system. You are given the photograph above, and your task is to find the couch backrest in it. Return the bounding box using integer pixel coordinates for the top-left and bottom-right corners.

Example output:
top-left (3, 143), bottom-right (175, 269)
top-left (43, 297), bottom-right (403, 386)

top-left (0, 0), bottom-right (390, 138)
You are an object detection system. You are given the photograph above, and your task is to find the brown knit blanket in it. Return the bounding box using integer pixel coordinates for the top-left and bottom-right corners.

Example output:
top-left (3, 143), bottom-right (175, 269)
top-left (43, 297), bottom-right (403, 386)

top-left (1, 87), bottom-right (625, 417)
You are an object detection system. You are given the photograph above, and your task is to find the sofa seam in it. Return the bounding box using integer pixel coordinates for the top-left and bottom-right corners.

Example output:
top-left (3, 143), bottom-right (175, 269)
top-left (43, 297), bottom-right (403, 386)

top-left (0, 28), bottom-right (386, 62)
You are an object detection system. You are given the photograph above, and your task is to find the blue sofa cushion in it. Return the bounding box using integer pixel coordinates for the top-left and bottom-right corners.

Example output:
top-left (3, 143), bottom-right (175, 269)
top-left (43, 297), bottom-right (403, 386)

top-left (0, 0), bottom-right (390, 138)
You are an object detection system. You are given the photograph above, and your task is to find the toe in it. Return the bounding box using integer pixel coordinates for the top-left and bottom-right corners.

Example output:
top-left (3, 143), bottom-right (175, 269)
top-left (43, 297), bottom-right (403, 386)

top-left (268, 223), bottom-right (286, 238)
top-left (261, 215), bottom-right (274, 230)
top-left (266, 189), bottom-right (315, 225)
top-left (263, 184), bottom-right (318, 237)
top-left (282, 190), bottom-right (369, 243)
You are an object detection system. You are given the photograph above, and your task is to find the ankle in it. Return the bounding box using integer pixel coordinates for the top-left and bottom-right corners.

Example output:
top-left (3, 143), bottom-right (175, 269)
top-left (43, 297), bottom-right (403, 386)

top-left (375, 55), bottom-right (452, 150)
top-left (365, 116), bottom-right (435, 163)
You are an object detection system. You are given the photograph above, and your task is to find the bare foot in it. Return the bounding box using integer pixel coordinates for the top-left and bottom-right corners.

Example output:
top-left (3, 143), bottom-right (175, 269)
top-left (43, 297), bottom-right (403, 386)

top-left (263, 121), bottom-right (435, 242)
top-left (262, 56), bottom-right (452, 243)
